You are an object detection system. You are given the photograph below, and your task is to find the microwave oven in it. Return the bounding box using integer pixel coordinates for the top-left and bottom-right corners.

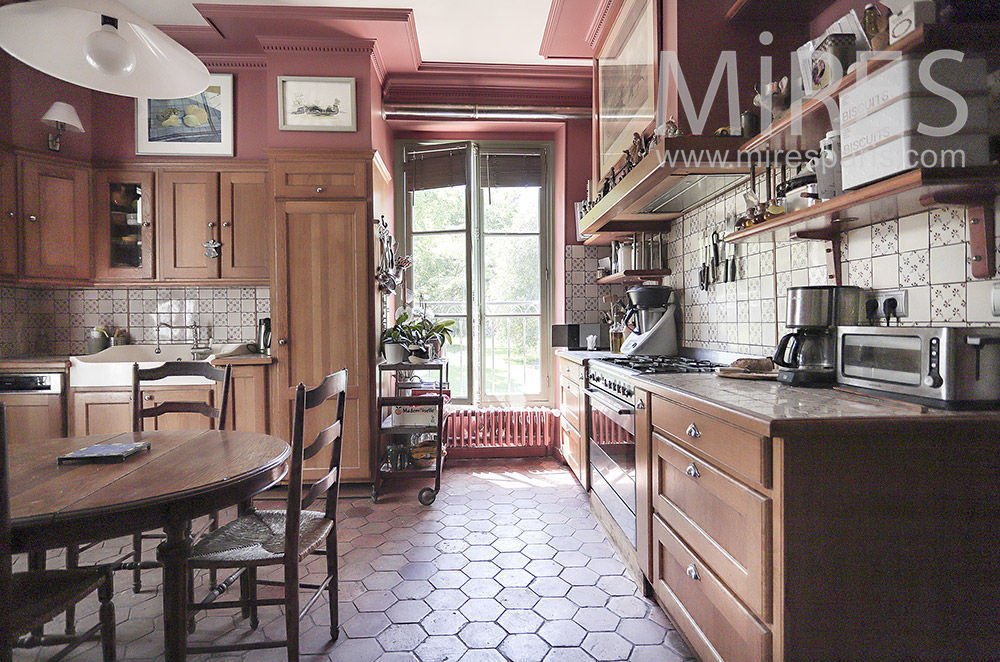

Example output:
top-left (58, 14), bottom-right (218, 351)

top-left (837, 326), bottom-right (1000, 408)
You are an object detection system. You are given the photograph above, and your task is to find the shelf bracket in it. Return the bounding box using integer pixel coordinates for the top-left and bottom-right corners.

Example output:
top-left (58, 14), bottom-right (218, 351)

top-left (920, 190), bottom-right (996, 279)
top-left (794, 229), bottom-right (843, 286)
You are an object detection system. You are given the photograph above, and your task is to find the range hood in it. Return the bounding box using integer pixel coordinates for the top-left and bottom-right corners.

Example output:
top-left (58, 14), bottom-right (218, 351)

top-left (579, 136), bottom-right (750, 241)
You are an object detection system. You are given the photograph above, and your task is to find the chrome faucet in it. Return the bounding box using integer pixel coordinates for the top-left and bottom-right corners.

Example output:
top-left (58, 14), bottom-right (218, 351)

top-left (156, 322), bottom-right (211, 360)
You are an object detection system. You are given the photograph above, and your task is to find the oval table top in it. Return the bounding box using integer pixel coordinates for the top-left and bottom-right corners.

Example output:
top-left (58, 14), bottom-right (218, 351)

top-left (9, 429), bottom-right (290, 552)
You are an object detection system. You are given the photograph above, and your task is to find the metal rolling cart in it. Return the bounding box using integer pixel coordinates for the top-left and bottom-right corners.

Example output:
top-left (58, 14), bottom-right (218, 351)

top-left (373, 359), bottom-right (448, 505)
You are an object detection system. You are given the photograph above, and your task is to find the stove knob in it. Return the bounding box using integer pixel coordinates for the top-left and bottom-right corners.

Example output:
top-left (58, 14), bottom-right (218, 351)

top-left (626, 387), bottom-right (634, 397)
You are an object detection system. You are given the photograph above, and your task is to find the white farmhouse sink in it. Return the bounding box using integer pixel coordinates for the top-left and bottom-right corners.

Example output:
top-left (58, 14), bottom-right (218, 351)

top-left (70, 344), bottom-right (247, 388)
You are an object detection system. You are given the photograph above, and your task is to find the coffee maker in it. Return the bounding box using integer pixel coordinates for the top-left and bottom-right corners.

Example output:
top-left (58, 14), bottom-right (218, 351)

top-left (774, 286), bottom-right (862, 385)
top-left (620, 285), bottom-right (678, 356)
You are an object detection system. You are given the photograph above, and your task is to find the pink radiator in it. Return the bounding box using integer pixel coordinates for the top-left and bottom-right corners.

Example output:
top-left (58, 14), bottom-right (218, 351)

top-left (443, 406), bottom-right (557, 451)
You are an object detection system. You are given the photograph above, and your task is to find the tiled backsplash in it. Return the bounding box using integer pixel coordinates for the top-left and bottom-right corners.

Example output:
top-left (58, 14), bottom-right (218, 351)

top-left (568, 175), bottom-right (1000, 357)
top-left (0, 286), bottom-right (270, 357)
top-left (564, 245), bottom-right (624, 323)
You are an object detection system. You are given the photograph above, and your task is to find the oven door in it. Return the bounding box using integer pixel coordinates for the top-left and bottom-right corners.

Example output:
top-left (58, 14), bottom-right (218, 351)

top-left (586, 388), bottom-right (636, 546)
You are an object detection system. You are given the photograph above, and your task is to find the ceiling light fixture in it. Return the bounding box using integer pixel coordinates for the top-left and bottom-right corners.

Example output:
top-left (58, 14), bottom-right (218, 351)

top-left (0, 0), bottom-right (210, 99)
top-left (40, 101), bottom-right (85, 152)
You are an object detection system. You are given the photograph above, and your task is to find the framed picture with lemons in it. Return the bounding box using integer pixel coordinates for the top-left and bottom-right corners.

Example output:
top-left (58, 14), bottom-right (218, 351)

top-left (135, 73), bottom-right (234, 156)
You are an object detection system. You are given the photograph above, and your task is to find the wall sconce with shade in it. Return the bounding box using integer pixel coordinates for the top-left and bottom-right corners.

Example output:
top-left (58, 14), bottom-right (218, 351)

top-left (0, 0), bottom-right (210, 99)
top-left (41, 102), bottom-right (85, 152)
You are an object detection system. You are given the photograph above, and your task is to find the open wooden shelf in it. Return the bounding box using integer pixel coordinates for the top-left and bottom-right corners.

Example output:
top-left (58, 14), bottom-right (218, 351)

top-left (724, 167), bottom-right (1000, 245)
top-left (596, 269), bottom-right (672, 284)
top-left (741, 23), bottom-right (1000, 154)
top-left (579, 136), bottom-right (749, 238)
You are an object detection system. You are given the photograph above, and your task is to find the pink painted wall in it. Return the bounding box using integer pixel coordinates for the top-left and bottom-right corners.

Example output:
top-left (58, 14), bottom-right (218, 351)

top-left (264, 51), bottom-right (373, 152)
top-left (7, 58), bottom-right (94, 161)
top-left (563, 118), bottom-right (592, 246)
top-left (92, 66), bottom-right (272, 163)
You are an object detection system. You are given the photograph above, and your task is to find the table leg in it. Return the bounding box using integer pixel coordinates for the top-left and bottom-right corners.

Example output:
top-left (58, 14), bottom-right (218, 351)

top-left (157, 519), bottom-right (191, 662)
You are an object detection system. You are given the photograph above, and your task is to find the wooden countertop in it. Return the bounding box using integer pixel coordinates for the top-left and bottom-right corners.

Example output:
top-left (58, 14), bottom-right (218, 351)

top-left (632, 372), bottom-right (1000, 434)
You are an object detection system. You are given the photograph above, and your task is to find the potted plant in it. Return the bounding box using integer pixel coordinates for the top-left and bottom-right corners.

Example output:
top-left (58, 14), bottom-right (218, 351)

top-left (409, 315), bottom-right (455, 361)
top-left (379, 312), bottom-right (416, 364)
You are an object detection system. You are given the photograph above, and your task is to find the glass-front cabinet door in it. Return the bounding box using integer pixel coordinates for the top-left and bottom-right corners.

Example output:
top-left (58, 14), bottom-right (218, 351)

top-left (94, 169), bottom-right (154, 281)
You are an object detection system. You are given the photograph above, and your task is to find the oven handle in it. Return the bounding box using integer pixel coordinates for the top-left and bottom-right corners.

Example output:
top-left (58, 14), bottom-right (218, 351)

top-left (586, 389), bottom-right (634, 416)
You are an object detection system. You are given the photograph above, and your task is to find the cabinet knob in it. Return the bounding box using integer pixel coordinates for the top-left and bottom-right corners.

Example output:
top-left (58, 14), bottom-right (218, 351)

top-left (207, 222), bottom-right (216, 228)
top-left (577, 374), bottom-right (584, 381)
top-left (316, 187), bottom-right (325, 193)
top-left (686, 564), bottom-right (701, 581)
top-left (144, 394), bottom-right (153, 401)
top-left (685, 463), bottom-right (700, 479)
top-left (635, 400), bottom-right (644, 409)
top-left (142, 221), bottom-right (151, 228)
top-left (6, 211), bottom-right (13, 219)
top-left (222, 221), bottom-right (231, 227)
top-left (686, 423), bottom-right (701, 438)
top-left (277, 338), bottom-right (288, 345)
top-left (27, 214), bottom-right (37, 222)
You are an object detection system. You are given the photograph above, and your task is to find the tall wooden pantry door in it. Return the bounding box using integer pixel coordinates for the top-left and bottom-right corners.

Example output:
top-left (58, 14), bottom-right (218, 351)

top-left (272, 198), bottom-right (373, 482)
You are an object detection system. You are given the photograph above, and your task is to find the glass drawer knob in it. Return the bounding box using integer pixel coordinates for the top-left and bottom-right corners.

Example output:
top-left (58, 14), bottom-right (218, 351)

top-left (686, 564), bottom-right (700, 581)
top-left (686, 423), bottom-right (701, 438)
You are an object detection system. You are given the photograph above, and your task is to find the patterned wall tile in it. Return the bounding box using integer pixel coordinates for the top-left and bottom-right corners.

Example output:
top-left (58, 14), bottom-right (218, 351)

top-left (929, 207), bottom-right (965, 246)
top-left (898, 250), bottom-right (930, 287)
top-left (930, 284), bottom-right (966, 322)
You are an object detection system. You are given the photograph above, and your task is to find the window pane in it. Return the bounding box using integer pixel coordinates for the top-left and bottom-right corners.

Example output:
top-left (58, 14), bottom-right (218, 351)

top-left (412, 185), bottom-right (466, 233)
top-left (412, 232), bottom-right (467, 314)
top-left (484, 316), bottom-right (541, 395)
top-left (484, 235), bottom-right (540, 315)
top-left (438, 316), bottom-right (469, 401)
top-left (482, 186), bottom-right (540, 234)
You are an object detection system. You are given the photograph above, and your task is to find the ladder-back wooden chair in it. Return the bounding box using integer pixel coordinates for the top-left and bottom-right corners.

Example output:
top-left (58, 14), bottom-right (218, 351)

top-left (1, 405), bottom-right (118, 662)
top-left (128, 361), bottom-right (232, 593)
top-left (184, 370), bottom-right (347, 660)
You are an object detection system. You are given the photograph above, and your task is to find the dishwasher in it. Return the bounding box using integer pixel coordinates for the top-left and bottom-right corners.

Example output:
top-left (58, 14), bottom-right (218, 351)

top-left (0, 372), bottom-right (66, 442)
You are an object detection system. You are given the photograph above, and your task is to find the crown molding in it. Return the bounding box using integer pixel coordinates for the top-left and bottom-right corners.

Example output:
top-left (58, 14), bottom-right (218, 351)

top-left (370, 41), bottom-right (387, 86)
top-left (201, 54), bottom-right (267, 69)
top-left (194, 4), bottom-right (413, 24)
top-left (383, 82), bottom-right (591, 109)
top-left (415, 62), bottom-right (592, 80)
top-left (586, 0), bottom-right (624, 51)
top-left (258, 36), bottom-right (376, 55)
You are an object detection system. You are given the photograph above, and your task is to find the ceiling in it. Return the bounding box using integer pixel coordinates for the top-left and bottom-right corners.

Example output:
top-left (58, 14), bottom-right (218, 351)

top-left (120, 0), bottom-right (593, 66)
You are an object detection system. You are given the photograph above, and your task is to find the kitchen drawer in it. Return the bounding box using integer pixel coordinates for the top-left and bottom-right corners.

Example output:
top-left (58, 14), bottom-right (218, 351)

top-left (652, 396), bottom-right (771, 489)
top-left (652, 514), bottom-right (771, 662)
top-left (653, 432), bottom-right (771, 619)
top-left (273, 160), bottom-right (367, 199)
top-left (559, 375), bottom-right (583, 430)
top-left (559, 415), bottom-right (585, 487)
top-left (557, 357), bottom-right (583, 384)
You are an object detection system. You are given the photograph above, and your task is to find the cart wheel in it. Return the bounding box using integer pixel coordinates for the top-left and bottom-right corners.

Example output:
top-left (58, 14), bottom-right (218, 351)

top-left (371, 485), bottom-right (379, 504)
top-left (418, 487), bottom-right (436, 506)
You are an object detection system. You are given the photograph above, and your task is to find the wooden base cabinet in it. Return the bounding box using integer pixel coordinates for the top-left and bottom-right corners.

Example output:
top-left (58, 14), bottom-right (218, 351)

top-left (0, 393), bottom-right (64, 442)
top-left (555, 355), bottom-right (588, 488)
top-left (645, 391), bottom-right (1000, 662)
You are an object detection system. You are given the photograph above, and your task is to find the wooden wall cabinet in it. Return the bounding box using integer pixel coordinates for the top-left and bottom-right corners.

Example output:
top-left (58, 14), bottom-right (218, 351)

top-left (555, 354), bottom-right (588, 488)
top-left (0, 149), bottom-right (18, 279)
top-left (0, 393), bottom-right (64, 442)
top-left (158, 169), bottom-right (268, 282)
top-left (19, 156), bottom-right (91, 281)
top-left (94, 169), bottom-right (155, 281)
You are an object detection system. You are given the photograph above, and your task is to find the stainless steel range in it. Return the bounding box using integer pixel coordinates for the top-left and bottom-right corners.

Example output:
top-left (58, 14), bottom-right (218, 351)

top-left (585, 356), bottom-right (722, 547)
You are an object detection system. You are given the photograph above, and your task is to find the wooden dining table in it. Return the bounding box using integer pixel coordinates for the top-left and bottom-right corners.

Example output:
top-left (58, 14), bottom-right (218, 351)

top-left (9, 429), bottom-right (290, 662)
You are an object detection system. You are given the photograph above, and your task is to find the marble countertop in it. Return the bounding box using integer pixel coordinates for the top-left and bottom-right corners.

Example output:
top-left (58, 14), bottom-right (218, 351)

top-left (632, 372), bottom-right (994, 423)
top-left (554, 349), bottom-right (619, 363)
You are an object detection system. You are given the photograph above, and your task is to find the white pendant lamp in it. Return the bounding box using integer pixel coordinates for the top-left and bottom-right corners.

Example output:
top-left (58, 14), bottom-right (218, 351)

top-left (0, 0), bottom-right (211, 99)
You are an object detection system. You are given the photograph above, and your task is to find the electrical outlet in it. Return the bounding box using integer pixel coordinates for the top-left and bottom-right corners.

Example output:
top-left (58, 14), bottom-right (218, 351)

top-left (870, 289), bottom-right (908, 319)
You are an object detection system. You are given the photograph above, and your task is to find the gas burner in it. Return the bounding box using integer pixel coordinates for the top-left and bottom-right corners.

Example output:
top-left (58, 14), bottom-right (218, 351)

top-left (597, 356), bottom-right (724, 374)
